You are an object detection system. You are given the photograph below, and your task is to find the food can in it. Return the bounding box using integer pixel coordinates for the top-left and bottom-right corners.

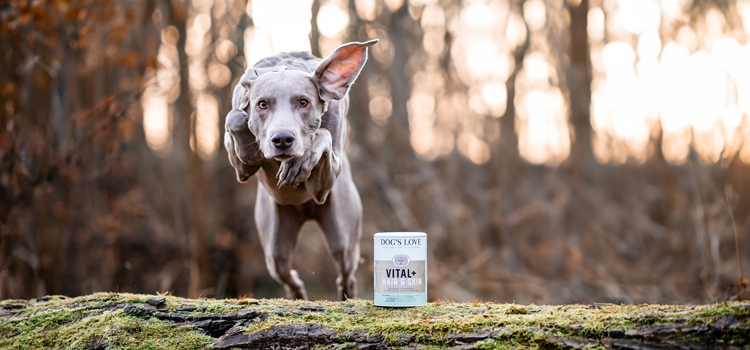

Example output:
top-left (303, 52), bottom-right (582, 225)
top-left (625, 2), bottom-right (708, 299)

top-left (373, 232), bottom-right (427, 307)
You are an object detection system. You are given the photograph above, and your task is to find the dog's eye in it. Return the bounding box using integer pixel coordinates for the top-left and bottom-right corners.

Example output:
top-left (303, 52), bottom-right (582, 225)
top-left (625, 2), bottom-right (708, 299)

top-left (258, 101), bottom-right (267, 109)
top-left (299, 99), bottom-right (309, 107)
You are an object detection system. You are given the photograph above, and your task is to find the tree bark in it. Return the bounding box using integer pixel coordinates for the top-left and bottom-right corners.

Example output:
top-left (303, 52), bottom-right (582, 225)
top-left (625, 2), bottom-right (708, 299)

top-left (310, 0), bottom-right (321, 58)
top-left (566, 0), bottom-right (594, 177)
top-left (2, 293), bottom-right (748, 350)
top-left (164, 0), bottom-right (212, 298)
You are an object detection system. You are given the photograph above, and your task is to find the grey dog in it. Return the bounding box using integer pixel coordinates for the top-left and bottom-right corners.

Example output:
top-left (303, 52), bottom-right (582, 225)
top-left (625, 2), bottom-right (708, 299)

top-left (224, 40), bottom-right (378, 300)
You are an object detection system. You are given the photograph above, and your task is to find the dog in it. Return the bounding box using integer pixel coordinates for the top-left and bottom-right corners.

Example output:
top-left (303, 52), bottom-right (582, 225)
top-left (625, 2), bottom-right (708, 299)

top-left (224, 40), bottom-right (378, 300)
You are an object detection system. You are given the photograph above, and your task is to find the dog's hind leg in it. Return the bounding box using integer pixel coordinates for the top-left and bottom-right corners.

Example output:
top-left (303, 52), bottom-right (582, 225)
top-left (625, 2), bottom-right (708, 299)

top-left (255, 185), bottom-right (309, 300)
top-left (315, 158), bottom-right (363, 300)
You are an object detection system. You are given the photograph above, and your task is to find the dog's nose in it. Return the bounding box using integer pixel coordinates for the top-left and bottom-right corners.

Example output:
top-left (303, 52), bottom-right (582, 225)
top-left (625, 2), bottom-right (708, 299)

top-left (271, 131), bottom-right (295, 150)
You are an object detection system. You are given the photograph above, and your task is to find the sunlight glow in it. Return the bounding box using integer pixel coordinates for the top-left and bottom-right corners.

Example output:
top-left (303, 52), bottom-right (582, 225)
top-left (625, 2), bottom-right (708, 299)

top-left (251, 0), bottom-right (312, 55)
top-left (461, 3), bottom-right (494, 31)
top-left (215, 40), bottom-right (237, 63)
top-left (659, 0), bottom-right (684, 21)
top-left (410, 1), bottom-right (513, 162)
top-left (369, 96), bottom-right (392, 125)
top-left (385, 0), bottom-right (403, 13)
top-left (186, 13), bottom-right (211, 56)
top-left (465, 40), bottom-right (504, 80)
top-left (208, 62), bottom-right (231, 87)
top-left (142, 41), bottom-right (179, 154)
top-left (517, 88), bottom-right (570, 165)
top-left (355, 0), bottom-right (379, 21)
top-left (189, 60), bottom-right (208, 91)
top-left (587, 7), bottom-right (605, 41)
top-left (590, 4), bottom-right (750, 166)
top-left (659, 42), bottom-right (690, 134)
top-left (408, 72), bottom-right (461, 161)
top-left (512, 48), bottom-right (566, 166)
top-left (637, 31), bottom-right (661, 59)
top-left (469, 87), bottom-right (488, 116)
top-left (317, 5), bottom-right (349, 37)
top-left (662, 130), bottom-right (690, 164)
top-left (244, 27), bottom-right (273, 67)
top-left (523, 52), bottom-right (550, 84)
top-left (406, 0), bottom-right (750, 166)
top-left (156, 44), bottom-right (180, 102)
top-left (739, 0), bottom-right (750, 35)
top-left (422, 5), bottom-right (446, 56)
top-left (676, 26), bottom-right (698, 52)
top-left (506, 12), bottom-right (527, 49)
top-left (658, 41), bottom-right (691, 163)
top-left (523, 0), bottom-right (546, 32)
top-left (147, 0), bottom-right (750, 170)
top-left (195, 94), bottom-right (220, 159)
top-left (368, 75), bottom-right (394, 126)
top-left (408, 92), bottom-right (436, 131)
top-left (482, 82), bottom-right (508, 118)
top-left (741, 122), bottom-right (750, 162)
top-left (142, 94), bottom-right (171, 152)
top-left (516, 44), bottom-right (569, 164)
top-left (592, 41), bottom-right (651, 163)
top-left (457, 132), bottom-right (491, 164)
top-left (616, 0), bottom-right (660, 34)
top-left (704, 9), bottom-right (725, 47)
top-left (185, 0), bottom-right (221, 159)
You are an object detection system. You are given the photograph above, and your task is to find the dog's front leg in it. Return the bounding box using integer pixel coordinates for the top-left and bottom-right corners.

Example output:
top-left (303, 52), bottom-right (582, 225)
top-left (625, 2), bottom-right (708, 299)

top-left (225, 109), bottom-right (263, 182)
top-left (276, 128), bottom-right (340, 204)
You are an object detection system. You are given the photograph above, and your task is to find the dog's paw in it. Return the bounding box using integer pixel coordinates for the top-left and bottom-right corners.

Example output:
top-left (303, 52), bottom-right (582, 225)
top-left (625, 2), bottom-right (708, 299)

top-left (226, 109), bottom-right (263, 165)
top-left (225, 131), bottom-right (260, 183)
top-left (276, 149), bottom-right (320, 188)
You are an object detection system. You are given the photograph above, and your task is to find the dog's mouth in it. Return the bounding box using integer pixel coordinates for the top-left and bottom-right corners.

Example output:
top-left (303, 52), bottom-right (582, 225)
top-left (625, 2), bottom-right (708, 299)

top-left (265, 149), bottom-right (304, 162)
top-left (272, 154), bottom-right (297, 162)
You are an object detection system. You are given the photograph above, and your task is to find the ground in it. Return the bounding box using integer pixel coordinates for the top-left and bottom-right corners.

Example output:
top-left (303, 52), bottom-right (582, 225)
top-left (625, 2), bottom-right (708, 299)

top-left (0, 293), bottom-right (748, 349)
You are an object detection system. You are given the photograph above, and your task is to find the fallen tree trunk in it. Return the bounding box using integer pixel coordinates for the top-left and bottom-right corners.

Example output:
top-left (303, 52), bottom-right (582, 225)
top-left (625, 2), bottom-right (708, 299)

top-left (1, 293), bottom-right (748, 349)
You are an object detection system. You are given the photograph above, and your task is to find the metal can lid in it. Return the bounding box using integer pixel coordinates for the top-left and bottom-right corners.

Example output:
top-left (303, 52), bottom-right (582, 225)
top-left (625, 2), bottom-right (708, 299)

top-left (374, 232), bottom-right (427, 237)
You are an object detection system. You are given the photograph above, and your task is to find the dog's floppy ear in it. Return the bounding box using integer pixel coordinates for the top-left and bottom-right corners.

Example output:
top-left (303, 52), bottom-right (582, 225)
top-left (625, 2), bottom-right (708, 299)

top-left (314, 39), bottom-right (379, 100)
top-left (232, 65), bottom-right (288, 109)
top-left (232, 83), bottom-right (250, 110)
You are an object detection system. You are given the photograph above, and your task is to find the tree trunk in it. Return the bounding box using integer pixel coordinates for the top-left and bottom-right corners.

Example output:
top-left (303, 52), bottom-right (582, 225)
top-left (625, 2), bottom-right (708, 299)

top-left (3, 293), bottom-right (748, 350)
top-left (566, 0), bottom-right (594, 177)
top-left (310, 0), bottom-right (321, 58)
top-left (165, 0), bottom-right (212, 298)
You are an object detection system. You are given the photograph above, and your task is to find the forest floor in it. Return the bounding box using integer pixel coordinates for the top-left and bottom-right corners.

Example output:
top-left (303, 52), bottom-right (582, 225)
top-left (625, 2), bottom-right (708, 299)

top-left (0, 293), bottom-right (748, 349)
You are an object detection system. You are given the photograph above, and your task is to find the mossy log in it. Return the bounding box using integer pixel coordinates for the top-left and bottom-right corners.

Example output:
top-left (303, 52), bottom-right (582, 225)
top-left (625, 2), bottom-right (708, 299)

top-left (1, 293), bottom-right (748, 349)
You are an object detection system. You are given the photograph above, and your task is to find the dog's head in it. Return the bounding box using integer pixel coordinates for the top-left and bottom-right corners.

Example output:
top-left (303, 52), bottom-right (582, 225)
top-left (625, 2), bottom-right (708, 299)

top-left (232, 40), bottom-right (378, 161)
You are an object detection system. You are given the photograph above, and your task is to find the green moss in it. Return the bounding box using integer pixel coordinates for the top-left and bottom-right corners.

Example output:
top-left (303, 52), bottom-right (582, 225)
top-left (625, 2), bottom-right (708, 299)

top-left (2, 293), bottom-right (749, 349)
top-left (505, 305), bottom-right (529, 315)
top-left (1, 309), bottom-right (212, 350)
top-left (472, 338), bottom-right (533, 350)
top-left (0, 293), bottom-right (212, 350)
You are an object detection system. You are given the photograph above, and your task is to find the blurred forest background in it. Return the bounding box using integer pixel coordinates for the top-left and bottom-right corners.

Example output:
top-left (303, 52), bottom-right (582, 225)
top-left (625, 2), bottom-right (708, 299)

top-left (2, 0), bottom-right (750, 305)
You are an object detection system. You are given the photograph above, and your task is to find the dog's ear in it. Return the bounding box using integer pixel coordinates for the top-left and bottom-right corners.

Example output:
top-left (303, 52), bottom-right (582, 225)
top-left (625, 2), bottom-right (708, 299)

top-left (232, 83), bottom-right (250, 110)
top-left (232, 65), bottom-right (288, 109)
top-left (314, 39), bottom-right (379, 100)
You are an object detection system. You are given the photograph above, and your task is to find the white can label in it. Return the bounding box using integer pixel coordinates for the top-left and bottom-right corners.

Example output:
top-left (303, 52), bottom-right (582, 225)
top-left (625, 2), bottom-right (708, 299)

top-left (373, 233), bottom-right (427, 307)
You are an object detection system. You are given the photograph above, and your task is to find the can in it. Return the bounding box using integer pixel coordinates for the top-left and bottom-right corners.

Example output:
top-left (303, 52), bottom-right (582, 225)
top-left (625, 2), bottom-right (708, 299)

top-left (373, 232), bottom-right (427, 307)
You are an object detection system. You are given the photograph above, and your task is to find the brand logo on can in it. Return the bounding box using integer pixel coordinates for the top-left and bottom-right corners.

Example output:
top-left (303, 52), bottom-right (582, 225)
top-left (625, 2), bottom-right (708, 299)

top-left (392, 254), bottom-right (410, 267)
